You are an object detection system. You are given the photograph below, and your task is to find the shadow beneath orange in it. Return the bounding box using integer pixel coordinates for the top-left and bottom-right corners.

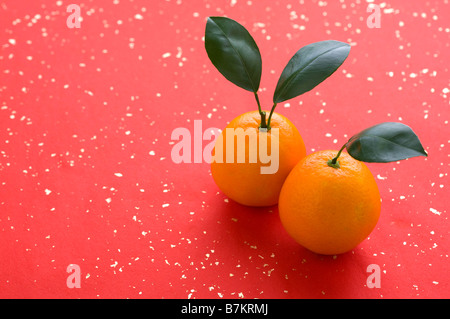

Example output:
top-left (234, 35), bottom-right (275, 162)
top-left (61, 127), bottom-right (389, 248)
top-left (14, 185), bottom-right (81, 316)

top-left (213, 198), bottom-right (372, 298)
top-left (215, 199), bottom-right (279, 247)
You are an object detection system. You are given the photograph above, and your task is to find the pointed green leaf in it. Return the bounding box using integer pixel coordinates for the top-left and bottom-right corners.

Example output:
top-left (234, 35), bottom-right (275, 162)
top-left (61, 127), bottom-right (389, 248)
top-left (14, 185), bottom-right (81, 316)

top-left (205, 17), bottom-right (262, 93)
top-left (346, 122), bottom-right (428, 163)
top-left (273, 40), bottom-right (350, 103)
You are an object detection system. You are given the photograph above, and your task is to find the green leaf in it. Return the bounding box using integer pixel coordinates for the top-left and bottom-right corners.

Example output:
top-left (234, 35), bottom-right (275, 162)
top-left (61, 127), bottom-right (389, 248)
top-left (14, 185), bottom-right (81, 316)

top-left (205, 17), bottom-right (262, 93)
top-left (346, 122), bottom-right (428, 163)
top-left (273, 40), bottom-right (351, 104)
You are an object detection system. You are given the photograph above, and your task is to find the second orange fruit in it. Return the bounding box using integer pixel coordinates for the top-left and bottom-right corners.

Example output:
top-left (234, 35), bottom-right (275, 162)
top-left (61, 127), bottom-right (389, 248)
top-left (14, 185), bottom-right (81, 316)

top-left (211, 110), bottom-right (306, 207)
top-left (279, 150), bottom-right (381, 255)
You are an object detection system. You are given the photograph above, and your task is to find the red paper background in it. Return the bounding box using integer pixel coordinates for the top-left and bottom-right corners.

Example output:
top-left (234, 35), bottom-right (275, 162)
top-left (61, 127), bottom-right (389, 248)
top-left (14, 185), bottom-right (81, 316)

top-left (0, 0), bottom-right (448, 299)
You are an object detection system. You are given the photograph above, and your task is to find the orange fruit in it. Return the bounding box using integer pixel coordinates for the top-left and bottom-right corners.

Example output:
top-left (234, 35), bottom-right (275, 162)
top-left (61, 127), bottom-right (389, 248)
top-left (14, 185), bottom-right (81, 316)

top-left (211, 110), bottom-right (306, 207)
top-left (278, 150), bottom-right (381, 255)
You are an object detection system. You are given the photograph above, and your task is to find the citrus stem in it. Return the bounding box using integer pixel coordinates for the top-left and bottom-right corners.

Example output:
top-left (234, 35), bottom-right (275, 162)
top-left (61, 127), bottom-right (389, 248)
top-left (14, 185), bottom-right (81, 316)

top-left (254, 92), bottom-right (268, 129)
top-left (327, 143), bottom-right (347, 169)
top-left (266, 103), bottom-right (277, 130)
top-left (259, 111), bottom-right (267, 129)
top-left (254, 92), bottom-right (262, 114)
